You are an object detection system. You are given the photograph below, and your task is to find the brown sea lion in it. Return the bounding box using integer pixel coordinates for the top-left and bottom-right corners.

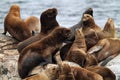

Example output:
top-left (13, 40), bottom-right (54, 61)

top-left (65, 28), bottom-right (87, 67)
top-left (83, 17), bottom-right (115, 50)
top-left (86, 66), bottom-right (116, 80)
top-left (57, 61), bottom-right (103, 80)
top-left (67, 8), bottom-right (93, 42)
top-left (24, 16), bottom-right (41, 35)
top-left (18, 27), bottom-right (71, 79)
top-left (97, 18), bottom-right (116, 39)
top-left (3, 4), bottom-right (32, 41)
top-left (56, 53), bottom-right (103, 80)
top-left (17, 8), bottom-right (59, 53)
top-left (87, 38), bottom-right (120, 65)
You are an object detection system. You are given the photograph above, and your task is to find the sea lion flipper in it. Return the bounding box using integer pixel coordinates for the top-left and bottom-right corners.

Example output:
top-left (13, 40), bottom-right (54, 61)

top-left (100, 54), bottom-right (118, 66)
top-left (87, 45), bottom-right (103, 54)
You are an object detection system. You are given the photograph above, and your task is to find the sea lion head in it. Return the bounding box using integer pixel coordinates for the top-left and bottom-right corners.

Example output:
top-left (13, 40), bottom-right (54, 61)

top-left (45, 64), bottom-right (60, 79)
top-left (83, 8), bottom-right (93, 17)
top-left (104, 18), bottom-right (115, 31)
top-left (75, 28), bottom-right (84, 39)
top-left (52, 27), bottom-right (72, 42)
top-left (40, 8), bottom-right (58, 26)
top-left (40, 8), bottom-right (59, 33)
top-left (9, 4), bottom-right (20, 17)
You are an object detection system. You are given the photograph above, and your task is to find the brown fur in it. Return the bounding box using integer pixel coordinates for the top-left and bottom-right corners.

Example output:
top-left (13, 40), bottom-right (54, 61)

top-left (17, 8), bottom-right (59, 53)
top-left (18, 27), bottom-right (71, 79)
top-left (86, 66), bottom-right (116, 80)
top-left (84, 54), bottom-right (98, 67)
top-left (65, 29), bottom-right (87, 67)
top-left (87, 38), bottom-right (120, 63)
top-left (58, 64), bottom-right (75, 80)
top-left (24, 16), bottom-right (41, 34)
top-left (3, 4), bottom-right (32, 41)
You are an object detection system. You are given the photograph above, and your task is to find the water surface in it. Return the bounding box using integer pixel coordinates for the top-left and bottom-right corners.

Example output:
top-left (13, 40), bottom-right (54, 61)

top-left (0, 0), bottom-right (120, 29)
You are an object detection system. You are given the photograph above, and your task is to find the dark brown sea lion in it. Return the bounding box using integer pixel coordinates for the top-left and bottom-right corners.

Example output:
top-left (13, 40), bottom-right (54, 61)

top-left (86, 66), bottom-right (116, 80)
top-left (3, 4), bottom-right (32, 41)
top-left (17, 8), bottom-right (59, 53)
top-left (87, 38), bottom-right (120, 65)
top-left (24, 16), bottom-right (41, 35)
top-left (18, 27), bottom-right (71, 79)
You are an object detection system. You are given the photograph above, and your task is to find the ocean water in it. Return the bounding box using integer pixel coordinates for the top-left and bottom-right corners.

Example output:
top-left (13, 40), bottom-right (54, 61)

top-left (0, 0), bottom-right (120, 29)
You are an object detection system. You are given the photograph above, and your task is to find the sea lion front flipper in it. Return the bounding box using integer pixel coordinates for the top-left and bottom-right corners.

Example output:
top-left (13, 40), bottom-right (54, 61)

top-left (87, 39), bottom-right (107, 54)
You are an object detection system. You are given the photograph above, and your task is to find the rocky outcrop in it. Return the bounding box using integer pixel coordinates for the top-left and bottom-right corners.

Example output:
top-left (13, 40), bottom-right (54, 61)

top-left (0, 33), bottom-right (21, 80)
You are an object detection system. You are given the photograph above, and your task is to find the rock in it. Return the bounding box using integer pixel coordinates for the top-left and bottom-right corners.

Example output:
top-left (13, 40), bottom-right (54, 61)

top-left (0, 33), bottom-right (21, 80)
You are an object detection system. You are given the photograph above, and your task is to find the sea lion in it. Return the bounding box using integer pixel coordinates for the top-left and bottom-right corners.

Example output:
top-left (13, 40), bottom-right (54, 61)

top-left (87, 38), bottom-right (120, 65)
top-left (65, 28), bottom-right (87, 67)
top-left (86, 66), bottom-right (116, 80)
top-left (57, 61), bottom-right (103, 80)
top-left (24, 16), bottom-right (41, 35)
top-left (83, 16), bottom-right (115, 50)
top-left (18, 27), bottom-right (71, 79)
top-left (3, 4), bottom-right (32, 41)
top-left (56, 52), bottom-right (103, 80)
top-left (68, 8), bottom-right (93, 42)
top-left (17, 8), bottom-right (59, 53)
top-left (97, 18), bottom-right (116, 39)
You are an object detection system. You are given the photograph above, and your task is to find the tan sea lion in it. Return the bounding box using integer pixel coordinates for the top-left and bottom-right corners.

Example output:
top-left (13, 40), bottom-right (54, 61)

top-left (17, 8), bottom-right (59, 53)
top-left (3, 4), bottom-right (32, 41)
top-left (87, 38), bottom-right (120, 65)
top-left (18, 27), bottom-right (71, 79)
top-left (24, 16), bottom-right (41, 35)
top-left (65, 28), bottom-right (87, 67)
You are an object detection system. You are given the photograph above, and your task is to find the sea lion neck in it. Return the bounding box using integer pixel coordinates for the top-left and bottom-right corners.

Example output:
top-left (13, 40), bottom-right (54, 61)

top-left (82, 19), bottom-right (95, 28)
top-left (40, 16), bottom-right (59, 34)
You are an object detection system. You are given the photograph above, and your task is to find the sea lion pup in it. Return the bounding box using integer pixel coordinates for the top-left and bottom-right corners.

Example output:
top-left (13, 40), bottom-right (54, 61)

top-left (68, 8), bottom-right (93, 41)
top-left (3, 4), bottom-right (32, 41)
top-left (65, 28), bottom-right (87, 67)
top-left (25, 64), bottom-right (59, 80)
top-left (86, 66), bottom-right (116, 80)
top-left (17, 8), bottom-right (59, 53)
top-left (18, 27), bottom-right (71, 79)
top-left (24, 16), bottom-right (41, 35)
top-left (87, 38), bottom-right (120, 65)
